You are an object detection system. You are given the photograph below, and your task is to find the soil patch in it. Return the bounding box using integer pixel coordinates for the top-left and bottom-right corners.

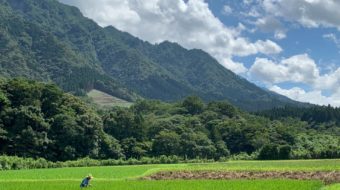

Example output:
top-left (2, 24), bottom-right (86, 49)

top-left (142, 171), bottom-right (340, 184)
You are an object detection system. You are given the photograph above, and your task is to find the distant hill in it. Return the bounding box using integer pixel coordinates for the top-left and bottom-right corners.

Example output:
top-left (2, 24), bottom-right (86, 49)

top-left (0, 0), bottom-right (306, 111)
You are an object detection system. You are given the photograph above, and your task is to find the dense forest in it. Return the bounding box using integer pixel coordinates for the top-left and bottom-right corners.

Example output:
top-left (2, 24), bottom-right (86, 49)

top-left (0, 79), bottom-right (339, 162)
top-left (258, 106), bottom-right (340, 125)
top-left (0, 0), bottom-right (304, 111)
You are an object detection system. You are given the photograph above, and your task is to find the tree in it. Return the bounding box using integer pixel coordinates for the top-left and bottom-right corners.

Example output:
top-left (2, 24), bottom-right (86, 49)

top-left (182, 96), bottom-right (204, 115)
top-left (5, 106), bottom-right (50, 158)
top-left (49, 113), bottom-right (79, 161)
top-left (258, 144), bottom-right (279, 160)
top-left (121, 137), bottom-right (150, 159)
top-left (214, 141), bottom-right (230, 159)
top-left (41, 84), bottom-right (63, 118)
top-left (99, 133), bottom-right (123, 159)
top-left (0, 90), bottom-right (9, 111)
top-left (152, 131), bottom-right (180, 156)
top-left (103, 109), bottom-right (146, 141)
top-left (207, 101), bottom-right (237, 118)
top-left (219, 120), bottom-right (257, 154)
top-left (278, 145), bottom-right (291, 160)
top-left (180, 132), bottom-right (216, 159)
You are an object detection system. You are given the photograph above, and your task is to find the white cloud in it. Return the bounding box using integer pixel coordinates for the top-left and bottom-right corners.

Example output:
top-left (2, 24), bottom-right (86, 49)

top-left (249, 54), bottom-right (319, 84)
top-left (255, 17), bottom-right (286, 39)
top-left (243, 0), bottom-right (254, 5)
top-left (221, 58), bottom-right (248, 74)
top-left (262, 0), bottom-right (340, 30)
top-left (315, 68), bottom-right (340, 92)
top-left (250, 54), bottom-right (340, 106)
top-left (247, 7), bottom-right (261, 18)
top-left (274, 31), bottom-right (286, 40)
top-left (270, 85), bottom-right (340, 107)
top-left (254, 40), bottom-right (282, 54)
top-left (58, 0), bottom-right (282, 74)
top-left (222, 5), bottom-right (232, 15)
top-left (251, 0), bottom-right (340, 39)
top-left (323, 33), bottom-right (340, 48)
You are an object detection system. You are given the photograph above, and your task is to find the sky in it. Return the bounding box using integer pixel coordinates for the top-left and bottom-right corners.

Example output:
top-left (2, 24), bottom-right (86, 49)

top-left (59, 0), bottom-right (340, 107)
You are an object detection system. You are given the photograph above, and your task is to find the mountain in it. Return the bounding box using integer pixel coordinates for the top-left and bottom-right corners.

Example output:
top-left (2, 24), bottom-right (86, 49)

top-left (0, 0), bottom-right (305, 111)
top-left (0, 0), bottom-right (137, 101)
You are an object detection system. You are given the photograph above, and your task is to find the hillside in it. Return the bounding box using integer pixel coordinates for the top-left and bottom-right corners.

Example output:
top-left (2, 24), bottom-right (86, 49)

top-left (0, 79), bottom-right (338, 161)
top-left (0, 0), bottom-right (305, 111)
top-left (0, 0), bottom-right (137, 101)
top-left (87, 89), bottom-right (132, 108)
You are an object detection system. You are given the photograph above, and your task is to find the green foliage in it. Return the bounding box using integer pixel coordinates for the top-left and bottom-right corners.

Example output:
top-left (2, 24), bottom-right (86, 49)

top-left (0, 155), bottom-right (185, 170)
top-left (0, 0), bottom-right (305, 111)
top-left (207, 101), bottom-right (238, 118)
top-left (259, 144), bottom-right (292, 160)
top-left (0, 90), bottom-right (9, 110)
top-left (0, 160), bottom-right (334, 190)
top-left (152, 131), bottom-right (180, 156)
top-left (0, 79), bottom-right (123, 161)
top-left (182, 96), bottom-right (205, 115)
top-left (0, 0), bottom-right (136, 102)
top-left (291, 134), bottom-right (340, 159)
top-left (121, 137), bottom-right (150, 159)
top-left (258, 105), bottom-right (340, 125)
top-left (103, 108), bottom-right (146, 141)
top-left (0, 79), bottom-right (338, 162)
top-left (258, 144), bottom-right (280, 160)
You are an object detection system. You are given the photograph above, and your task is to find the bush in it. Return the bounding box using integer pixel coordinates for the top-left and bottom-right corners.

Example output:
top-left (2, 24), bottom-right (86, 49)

top-left (278, 145), bottom-right (292, 160)
top-left (258, 144), bottom-right (292, 160)
top-left (229, 152), bottom-right (257, 160)
top-left (258, 144), bottom-right (279, 160)
top-left (0, 155), bottom-right (214, 171)
top-left (0, 156), bottom-right (53, 170)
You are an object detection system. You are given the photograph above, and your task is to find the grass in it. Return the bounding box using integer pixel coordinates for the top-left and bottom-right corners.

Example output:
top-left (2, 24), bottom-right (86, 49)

top-left (0, 160), bottom-right (339, 189)
top-left (0, 164), bottom-right (186, 181)
top-left (323, 184), bottom-right (340, 190)
top-left (1, 160), bottom-right (339, 181)
top-left (0, 180), bottom-right (324, 190)
top-left (87, 89), bottom-right (132, 107)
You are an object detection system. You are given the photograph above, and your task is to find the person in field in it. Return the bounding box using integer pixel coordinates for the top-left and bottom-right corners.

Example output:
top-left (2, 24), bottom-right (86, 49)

top-left (80, 174), bottom-right (93, 188)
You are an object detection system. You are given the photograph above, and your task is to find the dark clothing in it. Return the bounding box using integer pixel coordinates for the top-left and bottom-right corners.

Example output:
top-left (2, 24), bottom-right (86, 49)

top-left (80, 177), bottom-right (91, 188)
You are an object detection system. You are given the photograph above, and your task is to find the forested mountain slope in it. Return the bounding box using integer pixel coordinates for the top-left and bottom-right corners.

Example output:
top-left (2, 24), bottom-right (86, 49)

top-left (0, 0), bottom-right (305, 111)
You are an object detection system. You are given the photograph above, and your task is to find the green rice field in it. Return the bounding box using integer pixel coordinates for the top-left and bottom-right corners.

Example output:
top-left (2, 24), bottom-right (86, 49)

top-left (0, 160), bottom-right (339, 190)
top-left (0, 180), bottom-right (324, 190)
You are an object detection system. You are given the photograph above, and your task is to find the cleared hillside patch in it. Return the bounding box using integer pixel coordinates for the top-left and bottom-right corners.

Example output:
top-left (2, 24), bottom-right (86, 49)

top-left (87, 89), bottom-right (133, 107)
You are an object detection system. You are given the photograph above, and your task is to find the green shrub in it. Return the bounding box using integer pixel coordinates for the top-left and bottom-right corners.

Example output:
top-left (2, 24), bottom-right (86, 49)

top-left (0, 155), bottom-right (217, 171)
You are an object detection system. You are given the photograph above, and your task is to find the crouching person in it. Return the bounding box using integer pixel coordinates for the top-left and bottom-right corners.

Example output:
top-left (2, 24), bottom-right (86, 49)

top-left (80, 174), bottom-right (93, 188)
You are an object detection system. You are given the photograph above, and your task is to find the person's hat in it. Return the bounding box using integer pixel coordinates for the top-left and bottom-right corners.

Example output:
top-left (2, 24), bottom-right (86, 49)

top-left (87, 174), bottom-right (94, 179)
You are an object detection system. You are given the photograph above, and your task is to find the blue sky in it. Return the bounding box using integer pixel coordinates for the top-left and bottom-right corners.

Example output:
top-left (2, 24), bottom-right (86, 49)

top-left (59, 0), bottom-right (340, 106)
top-left (208, 0), bottom-right (340, 72)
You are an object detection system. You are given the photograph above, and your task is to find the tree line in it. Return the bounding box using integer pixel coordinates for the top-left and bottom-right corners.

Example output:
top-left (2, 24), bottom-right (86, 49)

top-left (257, 105), bottom-right (340, 124)
top-left (0, 79), bottom-right (339, 162)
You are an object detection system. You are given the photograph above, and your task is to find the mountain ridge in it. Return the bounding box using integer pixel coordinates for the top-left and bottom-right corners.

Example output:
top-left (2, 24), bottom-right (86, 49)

top-left (0, 0), bottom-right (307, 111)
